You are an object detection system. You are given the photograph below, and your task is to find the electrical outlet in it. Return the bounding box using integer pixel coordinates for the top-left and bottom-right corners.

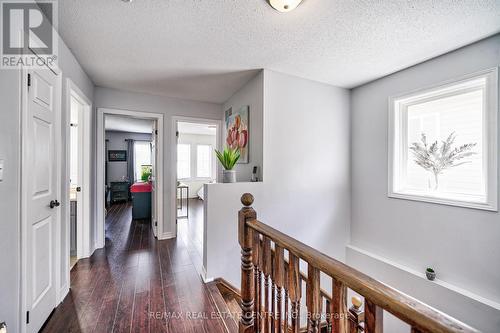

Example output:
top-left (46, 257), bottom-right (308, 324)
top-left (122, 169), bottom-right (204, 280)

top-left (0, 159), bottom-right (4, 181)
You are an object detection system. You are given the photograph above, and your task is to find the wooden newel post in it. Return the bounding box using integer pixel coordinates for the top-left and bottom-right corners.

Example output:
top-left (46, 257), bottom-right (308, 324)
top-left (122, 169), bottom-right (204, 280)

top-left (239, 193), bottom-right (256, 333)
top-left (348, 296), bottom-right (364, 333)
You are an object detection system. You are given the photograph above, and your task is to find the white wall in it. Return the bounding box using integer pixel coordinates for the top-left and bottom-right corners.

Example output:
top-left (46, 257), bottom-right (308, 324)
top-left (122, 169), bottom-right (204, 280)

top-left (262, 70), bottom-right (351, 260)
top-left (350, 34), bottom-right (500, 332)
top-left (205, 182), bottom-right (264, 284)
top-left (58, 36), bottom-right (96, 311)
top-left (205, 70), bottom-right (351, 288)
top-left (177, 133), bottom-right (217, 197)
top-left (0, 12), bottom-right (95, 332)
top-left (0, 69), bottom-right (22, 333)
top-left (94, 87), bottom-right (222, 238)
top-left (222, 72), bottom-right (264, 182)
top-left (105, 131), bottom-right (152, 184)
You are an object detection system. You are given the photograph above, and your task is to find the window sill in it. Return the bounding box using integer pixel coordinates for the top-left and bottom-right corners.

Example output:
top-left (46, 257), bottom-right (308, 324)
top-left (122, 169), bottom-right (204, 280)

top-left (388, 190), bottom-right (497, 211)
top-left (178, 177), bottom-right (214, 182)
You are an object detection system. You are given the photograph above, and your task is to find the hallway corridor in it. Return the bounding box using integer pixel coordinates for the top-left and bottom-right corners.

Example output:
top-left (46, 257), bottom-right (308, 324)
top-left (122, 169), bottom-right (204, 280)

top-left (42, 203), bottom-right (227, 333)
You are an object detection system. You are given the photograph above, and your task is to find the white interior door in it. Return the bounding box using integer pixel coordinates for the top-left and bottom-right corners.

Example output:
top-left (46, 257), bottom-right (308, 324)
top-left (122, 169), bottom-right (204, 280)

top-left (151, 121), bottom-right (158, 237)
top-left (25, 68), bottom-right (60, 332)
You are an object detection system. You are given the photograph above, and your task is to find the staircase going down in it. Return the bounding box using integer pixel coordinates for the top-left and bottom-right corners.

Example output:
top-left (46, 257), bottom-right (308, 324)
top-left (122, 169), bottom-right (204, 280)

top-left (207, 279), bottom-right (242, 333)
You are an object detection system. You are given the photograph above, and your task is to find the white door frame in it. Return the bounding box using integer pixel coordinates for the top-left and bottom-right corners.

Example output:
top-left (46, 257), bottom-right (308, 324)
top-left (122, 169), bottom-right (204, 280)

top-left (171, 116), bottom-right (222, 240)
top-left (20, 66), bottom-right (62, 333)
top-left (63, 79), bottom-right (92, 283)
top-left (96, 108), bottom-right (164, 248)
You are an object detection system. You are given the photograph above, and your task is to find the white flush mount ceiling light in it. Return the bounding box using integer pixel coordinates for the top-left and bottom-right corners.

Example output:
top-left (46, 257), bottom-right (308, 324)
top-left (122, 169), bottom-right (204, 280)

top-left (268, 0), bottom-right (303, 12)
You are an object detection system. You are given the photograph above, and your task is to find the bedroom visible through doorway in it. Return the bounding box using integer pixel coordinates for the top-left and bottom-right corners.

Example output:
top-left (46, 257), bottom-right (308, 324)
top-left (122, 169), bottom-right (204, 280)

top-left (175, 120), bottom-right (220, 276)
top-left (96, 108), bottom-right (164, 251)
top-left (104, 115), bottom-right (157, 232)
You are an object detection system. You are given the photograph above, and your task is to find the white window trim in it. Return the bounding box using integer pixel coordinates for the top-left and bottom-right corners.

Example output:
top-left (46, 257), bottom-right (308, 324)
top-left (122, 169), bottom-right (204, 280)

top-left (388, 67), bottom-right (498, 211)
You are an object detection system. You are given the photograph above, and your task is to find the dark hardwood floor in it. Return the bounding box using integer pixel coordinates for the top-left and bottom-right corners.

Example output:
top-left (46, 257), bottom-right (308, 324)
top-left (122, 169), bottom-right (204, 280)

top-left (178, 199), bottom-right (204, 276)
top-left (42, 202), bottom-right (227, 333)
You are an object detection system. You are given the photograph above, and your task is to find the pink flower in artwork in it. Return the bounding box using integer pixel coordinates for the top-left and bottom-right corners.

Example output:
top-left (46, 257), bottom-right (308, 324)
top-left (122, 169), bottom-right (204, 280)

top-left (226, 115), bottom-right (248, 150)
top-left (238, 129), bottom-right (248, 148)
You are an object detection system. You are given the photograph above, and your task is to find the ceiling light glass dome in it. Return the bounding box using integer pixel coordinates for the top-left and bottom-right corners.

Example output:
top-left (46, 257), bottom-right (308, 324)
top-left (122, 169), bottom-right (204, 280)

top-left (268, 0), bottom-right (303, 12)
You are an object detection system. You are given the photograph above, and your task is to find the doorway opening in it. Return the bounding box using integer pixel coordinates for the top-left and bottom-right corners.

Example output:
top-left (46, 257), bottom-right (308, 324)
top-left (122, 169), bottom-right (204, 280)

top-left (96, 108), bottom-right (164, 249)
top-left (173, 118), bottom-right (221, 277)
top-left (66, 79), bottom-right (92, 273)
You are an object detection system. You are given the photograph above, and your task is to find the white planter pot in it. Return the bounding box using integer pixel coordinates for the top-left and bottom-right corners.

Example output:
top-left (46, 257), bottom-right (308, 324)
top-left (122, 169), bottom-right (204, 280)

top-left (223, 170), bottom-right (236, 183)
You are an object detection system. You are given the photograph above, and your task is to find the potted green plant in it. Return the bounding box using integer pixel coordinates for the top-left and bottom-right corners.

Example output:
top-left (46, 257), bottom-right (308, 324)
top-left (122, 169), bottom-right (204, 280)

top-left (140, 165), bottom-right (152, 182)
top-left (426, 267), bottom-right (436, 281)
top-left (215, 147), bottom-right (240, 183)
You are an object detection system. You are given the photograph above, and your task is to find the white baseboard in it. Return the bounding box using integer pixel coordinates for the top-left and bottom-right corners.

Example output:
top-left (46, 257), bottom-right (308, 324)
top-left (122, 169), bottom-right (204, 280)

top-left (202, 276), bottom-right (215, 283)
top-left (201, 265), bottom-right (214, 283)
top-left (89, 245), bottom-right (98, 257)
top-left (346, 244), bottom-right (500, 332)
top-left (158, 231), bottom-right (176, 240)
top-left (79, 244), bottom-right (98, 260)
top-left (59, 284), bottom-right (69, 303)
top-left (95, 239), bottom-right (105, 250)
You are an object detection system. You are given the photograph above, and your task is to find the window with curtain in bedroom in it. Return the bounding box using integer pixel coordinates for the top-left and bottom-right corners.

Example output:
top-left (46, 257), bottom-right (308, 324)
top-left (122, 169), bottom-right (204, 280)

top-left (388, 69), bottom-right (498, 210)
top-left (177, 144), bottom-right (191, 179)
top-left (134, 141), bottom-right (151, 182)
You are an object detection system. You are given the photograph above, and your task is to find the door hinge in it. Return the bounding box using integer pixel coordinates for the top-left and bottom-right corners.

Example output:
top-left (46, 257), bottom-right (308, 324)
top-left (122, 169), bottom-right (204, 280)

top-left (27, 73), bottom-right (31, 88)
top-left (155, 129), bottom-right (158, 135)
top-left (26, 310), bottom-right (30, 324)
top-left (154, 221), bottom-right (157, 226)
top-left (176, 131), bottom-right (179, 138)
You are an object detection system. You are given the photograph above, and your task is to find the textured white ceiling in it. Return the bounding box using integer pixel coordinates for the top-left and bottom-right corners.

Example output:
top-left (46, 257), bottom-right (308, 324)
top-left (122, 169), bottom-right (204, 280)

top-left (105, 115), bottom-right (153, 134)
top-left (58, 0), bottom-right (500, 103)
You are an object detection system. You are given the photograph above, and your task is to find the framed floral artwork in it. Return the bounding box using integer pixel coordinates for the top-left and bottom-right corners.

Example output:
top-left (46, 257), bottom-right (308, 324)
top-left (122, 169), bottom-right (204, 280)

top-left (225, 106), bottom-right (249, 163)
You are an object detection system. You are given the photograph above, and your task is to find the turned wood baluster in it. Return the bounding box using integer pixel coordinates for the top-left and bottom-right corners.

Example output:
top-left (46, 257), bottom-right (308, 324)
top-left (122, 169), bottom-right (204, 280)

top-left (364, 299), bottom-right (383, 333)
top-left (258, 238), bottom-right (265, 332)
top-left (274, 245), bottom-right (284, 333)
top-left (306, 265), bottom-right (321, 333)
top-left (284, 264), bottom-right (289, 333)
top-left (332, 278), bottom-right (348, 333)
top-left (271, 252), bottom-right (276, 333)
top-left (319, 297), bottom-right (324, 332)
top-left (288, 254), bottom-right (301, 333)
top-left (326, 299), bottom-right (332, 333)
top-left (263, 236), bottom-right (272, 333)
top-left (239, 193), bottom-right (256, 333)
top-left (348, 296), bottom-right (363, 333)
top-left (253, 231), bottom-right (261, 332)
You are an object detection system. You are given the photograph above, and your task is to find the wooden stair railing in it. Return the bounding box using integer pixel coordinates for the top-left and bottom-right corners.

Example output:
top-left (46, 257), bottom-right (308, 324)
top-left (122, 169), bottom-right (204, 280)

top-left (238, 193), bottom-right (479, 333)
